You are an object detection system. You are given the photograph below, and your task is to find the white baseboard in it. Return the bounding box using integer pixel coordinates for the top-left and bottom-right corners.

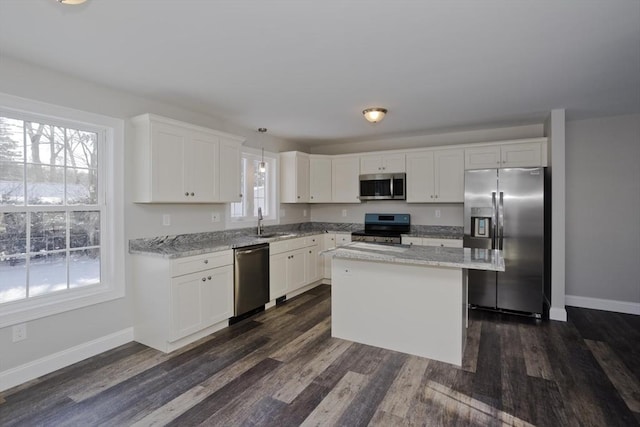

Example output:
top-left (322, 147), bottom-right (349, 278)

top-left (549, 306), bottom-right (568, 322)
top-left (0, 327), bottom-right (134, 392)
top-left (566, 295), bottom-right (640, 315)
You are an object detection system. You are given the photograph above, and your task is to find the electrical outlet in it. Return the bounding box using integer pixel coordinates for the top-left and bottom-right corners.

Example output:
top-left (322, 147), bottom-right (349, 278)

top-left (12, 323), bottom-right (27, 342)
top-left (435, 209), bottom-right (441, 218)
top-left (162, 214), bottom-right (171, 226)
top-left (211, 212), bottom-right (220, 222)
top-left (303, 209), bottom-right (307, 217)
top-left (342, 209), bottom-right (347, 217)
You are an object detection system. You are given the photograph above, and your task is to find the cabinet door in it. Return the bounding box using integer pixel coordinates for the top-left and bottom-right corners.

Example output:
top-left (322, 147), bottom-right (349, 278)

top-left (269, 252), bottom-right (288, 300)
top-left (201, 265), bottom-right (233, 327)
top-left (170, 270), bottom-right (209, 340)
top-left (218, 138), bottom-right (242, 202)
top-left (465, 146), bottom-right (501, 170)
top-left (151, 122), bottom-right (186, 202)
top-left (305, 244), bottom-right (322, 283)
top-left (297, 154), bottom-right (310, 202)
top-left (309, 156), bottom-right (332, 203)
top-left (323, 233), bottom-right (336, 279)
top-left (382, 154), bottom-right (406, 173)
top-left (434, 149), bottom-right (464, 202)
top-left (280, 152), bottom-right (310, 203)
top-left (186, 131), bottom-right (218, 202)
top-left (406, 151), bottom-right (435, 203)
top-left (359, 155), bottom-right (382, 174)
top-left (332, 157), bottom-right (360, 203)
top-left (500, 142), bottom-right (543, 167)
top-left (287, 249), bottom-right (307, 292)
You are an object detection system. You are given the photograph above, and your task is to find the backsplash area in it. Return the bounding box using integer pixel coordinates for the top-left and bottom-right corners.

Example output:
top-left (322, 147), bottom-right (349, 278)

top-left (309, 201), bottom-right (463, 226)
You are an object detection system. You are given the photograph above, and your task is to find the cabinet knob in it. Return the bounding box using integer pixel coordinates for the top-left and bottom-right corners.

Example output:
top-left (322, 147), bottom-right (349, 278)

top-left (310, 196), bottom-right (314, 199)
top-left (190, 192), bottom-right (195, 196)
top-left (185, 192), bottom-right (189, 196)
top-left (435, 195), bottom-right (438, 199)
top-left (201, 277), bottom-right (206, 282)
top-left (204, 259), bottom-right (208, 264)
top-left (430, 195), bottom-right (434, 199)
top-left (309, 250), bottom-right (312, 253)
top-left (239, 194), bottom-right (243, 198)
top-left (208, 276), bottom-right (212, 280)
top-left (297, 196), bottom-right (300, 199)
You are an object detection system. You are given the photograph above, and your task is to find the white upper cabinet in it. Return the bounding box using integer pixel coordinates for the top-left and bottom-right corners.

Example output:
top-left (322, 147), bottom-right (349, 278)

top-left (131, 114), bottom-right (244, 203)
top-left (218, 138), bottom-right (242, 202)
top-left (280, 151), bottom-right (310, 203)
top-left (464, 138), bottom-right (548, 170)
top-left (359, 153), bottom-right (405, 174)
top-left (406, 149), bottom-right (464, 203)
top-left (309, 155), bottom-right (332, 203)
top-left (332, 156), bottom-right (361, 203)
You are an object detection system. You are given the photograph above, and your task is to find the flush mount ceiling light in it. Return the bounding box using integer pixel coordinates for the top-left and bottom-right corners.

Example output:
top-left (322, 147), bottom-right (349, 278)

top-left (258, 128), bottom-right (267, 173)
top-left (363, 108), bottom-right (388, 124)
top-left (57, 0), bottom-right (88, 4)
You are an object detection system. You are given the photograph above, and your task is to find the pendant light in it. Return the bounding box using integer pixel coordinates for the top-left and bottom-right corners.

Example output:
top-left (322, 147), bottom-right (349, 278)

top-left (258, 128), bottom-right (267, 173)
top-left (363, 108), bottom-right (388, 123)
top-left (57, 0), bottom-right (88, 4)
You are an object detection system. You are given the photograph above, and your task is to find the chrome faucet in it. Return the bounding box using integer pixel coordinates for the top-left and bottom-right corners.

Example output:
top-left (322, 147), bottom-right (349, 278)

top-left (257, 207), bottom-right (264, 236)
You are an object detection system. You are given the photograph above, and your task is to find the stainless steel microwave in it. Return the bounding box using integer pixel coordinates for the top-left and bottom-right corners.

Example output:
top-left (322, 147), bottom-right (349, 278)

top-left (359, 173), bottom-right (406, 201)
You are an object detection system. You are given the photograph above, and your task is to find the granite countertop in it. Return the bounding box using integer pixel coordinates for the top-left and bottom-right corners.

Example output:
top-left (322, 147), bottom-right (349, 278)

top-left (323, 242), bottom-right (504, 271)
top-left (129, 222), bottom-right (464, 259)
top-left (128, 222), bottom-right (361, 259)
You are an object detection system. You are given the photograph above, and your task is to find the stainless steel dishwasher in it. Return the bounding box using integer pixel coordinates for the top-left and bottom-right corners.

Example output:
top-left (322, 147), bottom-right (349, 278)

top-left (234, 243), bottom-right (270, 317)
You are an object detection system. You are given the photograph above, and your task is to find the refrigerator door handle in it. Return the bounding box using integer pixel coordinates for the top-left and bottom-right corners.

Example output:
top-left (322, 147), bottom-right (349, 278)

top-left (491, 191), bottom-right (497, 249)
top-left (498, 191), bottom-right (504, 250)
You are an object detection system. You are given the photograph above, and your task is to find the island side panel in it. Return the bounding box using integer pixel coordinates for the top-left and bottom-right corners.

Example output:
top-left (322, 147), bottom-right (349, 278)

top-left (331, 257), bottom-right (465, 366)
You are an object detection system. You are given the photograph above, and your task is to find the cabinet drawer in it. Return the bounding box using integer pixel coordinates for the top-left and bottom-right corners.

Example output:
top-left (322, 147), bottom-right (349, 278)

top-left (305, 235), bottom-right (320, 247)
top-left (423, 238), bottom-right (463, 248)
top-left (286, 236), bottom-right (308, 251)
top-left (335, 233), bottom-right (352, 246)
top-left (171, 251), bottom-right (233, 277)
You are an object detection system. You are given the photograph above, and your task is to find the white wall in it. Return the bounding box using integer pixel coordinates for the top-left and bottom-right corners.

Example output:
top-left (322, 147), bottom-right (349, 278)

top-left (310, 201), bottom-right (463, 226)
top-left (565, 114), bottom-right (640, 313)
top-left (0, 56), bottom-right (307, 378)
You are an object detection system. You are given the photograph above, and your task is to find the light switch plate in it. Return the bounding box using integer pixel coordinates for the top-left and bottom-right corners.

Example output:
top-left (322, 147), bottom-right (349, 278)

top-left (162, 214), bottom-right (171, 226)
top-left (12, 323), bottom-right (27, 342)
top-left (435, 209), bottom-right (441, 218)
top-left (342, 209), bottom-right (347, 217)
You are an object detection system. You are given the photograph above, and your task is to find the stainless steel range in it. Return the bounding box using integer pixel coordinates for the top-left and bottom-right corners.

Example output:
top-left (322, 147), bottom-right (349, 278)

top-left (351, 213), bottom-right (410, 244)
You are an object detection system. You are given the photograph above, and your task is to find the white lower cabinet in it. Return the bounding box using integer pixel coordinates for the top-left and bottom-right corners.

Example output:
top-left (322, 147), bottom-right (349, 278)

top-left (269, 235), bottom-right (324, 300)
top-left (133, 251), bottom-right (234, 353)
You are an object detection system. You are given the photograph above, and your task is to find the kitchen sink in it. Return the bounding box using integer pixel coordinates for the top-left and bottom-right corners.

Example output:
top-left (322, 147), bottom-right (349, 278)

top-left (255, 233), bottom-right (297, 239)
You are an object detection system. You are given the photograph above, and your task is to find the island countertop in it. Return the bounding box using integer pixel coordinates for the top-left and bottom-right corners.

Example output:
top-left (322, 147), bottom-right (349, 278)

top-left (323, 242), bottom-right (504, 271)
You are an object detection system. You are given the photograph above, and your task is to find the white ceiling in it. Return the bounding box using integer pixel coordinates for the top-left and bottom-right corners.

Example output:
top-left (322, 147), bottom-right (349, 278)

top-left (0, 0), bottom-right (638, 145)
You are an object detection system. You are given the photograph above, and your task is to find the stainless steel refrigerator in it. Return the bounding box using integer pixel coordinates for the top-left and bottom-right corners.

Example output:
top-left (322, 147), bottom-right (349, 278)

top-left (463, 168), bottom-right (546, 316)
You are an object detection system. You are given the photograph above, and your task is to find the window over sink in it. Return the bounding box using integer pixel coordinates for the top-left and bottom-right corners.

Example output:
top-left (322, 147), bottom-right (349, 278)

top-left (229, 149), bottom-right (277, 225)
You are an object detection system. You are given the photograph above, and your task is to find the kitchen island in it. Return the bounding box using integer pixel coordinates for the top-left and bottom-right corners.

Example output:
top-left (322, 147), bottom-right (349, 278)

top-left (323, 242), bottom-right (504, 366)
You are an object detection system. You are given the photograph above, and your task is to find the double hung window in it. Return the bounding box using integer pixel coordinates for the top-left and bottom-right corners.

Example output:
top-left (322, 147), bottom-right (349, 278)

top-left (0, 95), bottom-right (123, 325)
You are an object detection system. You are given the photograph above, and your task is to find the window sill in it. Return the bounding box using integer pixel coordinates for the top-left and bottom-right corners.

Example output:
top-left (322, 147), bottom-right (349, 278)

top-left (0, 284), bottom-right (124, 328)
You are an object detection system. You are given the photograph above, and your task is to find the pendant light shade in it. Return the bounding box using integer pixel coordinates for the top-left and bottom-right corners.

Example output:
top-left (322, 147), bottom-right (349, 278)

top-left (57, 0), bottom-right (88, 4)
top-left (258, 128), bottom-right (267, 173)
top-left (363, 108), bottom-right (387, 123)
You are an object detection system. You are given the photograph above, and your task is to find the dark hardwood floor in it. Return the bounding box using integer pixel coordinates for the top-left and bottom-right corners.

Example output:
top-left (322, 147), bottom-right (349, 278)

top-left (1, 284), bottom-right (638, 426)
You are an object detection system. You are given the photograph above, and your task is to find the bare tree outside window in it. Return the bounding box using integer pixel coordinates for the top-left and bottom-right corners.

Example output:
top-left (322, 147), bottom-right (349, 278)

top-left (0, 115), bottom-right (102, 304)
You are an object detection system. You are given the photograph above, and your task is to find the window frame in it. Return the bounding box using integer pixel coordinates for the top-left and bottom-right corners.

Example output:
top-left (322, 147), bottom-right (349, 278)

top-left (227, 147), bottom-right (278, 228)
top-left (0, 93), bottom-right (125, 328)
